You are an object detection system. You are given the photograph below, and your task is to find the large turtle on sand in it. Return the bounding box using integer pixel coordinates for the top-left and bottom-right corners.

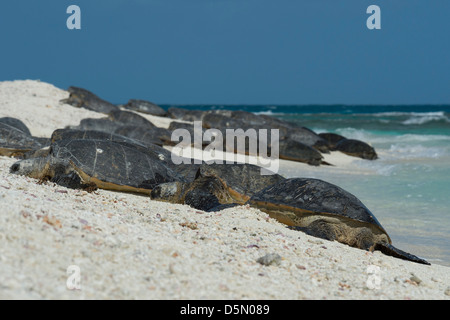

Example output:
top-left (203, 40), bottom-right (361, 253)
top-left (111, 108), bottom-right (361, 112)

top-left (247, 178), bottom-right (430, 265)
top-left (10, 139), bottom-right (184, 194)
top-left (151, 163), bottom-right (285, 211)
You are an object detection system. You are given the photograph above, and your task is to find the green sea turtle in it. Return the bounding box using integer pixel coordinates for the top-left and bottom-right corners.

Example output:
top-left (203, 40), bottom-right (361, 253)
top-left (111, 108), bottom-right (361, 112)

top-left (151, 163), bottom-right (285, 211)
top-left (238, 113), bottom-right (331, 153)
top-left (287, 126), bottom-right (330, 153)
top-left (108, 110), bottom-right (156, 129)
top-left (72, 118), bottom-right (123, 133)
top-left (0, 117), bottom-right (50, 148)
top-left (0, 117), bottom-right (32, 136)
top-left (114, 125), bottom-right (171, 146)
top-left (200, 113), bottom-right (327, 165)
top-left (72, 118), bottom-right (167, 146)
top-left (61, 86), bottom-right (118, 114)
top-left (229, 110), bottom-right (269, 126)
top-left (278, 139), bottom-right (326, 166)
top-left (221, 131), bottom-right (326, 166)
top-left (50, 128), bottom-right (168, 155)
top-left (247, 178), bottom-right (430, 265)
top-left (202, 112), bottom-right (331, 155)
top-left (167, 107), bottom-right (204, 121)
top-left (168, 121), bottom-right (205, 146)
top-left (335, 139), bottom-right (378, 160)
top-left (0, 122), bottom-right (44, 157)
top-left (318, 132), bottom-right (347, 150)
top-left (53, 128), bottom-right (175, 168)
top-left (202, 112), bottom-right (243, 130)
top-left (197, 163), bottom-right (285, 203)
top-left (123, 99), bottom-right (167, 117)
top-left (10, 139), bottom-right (184, 194)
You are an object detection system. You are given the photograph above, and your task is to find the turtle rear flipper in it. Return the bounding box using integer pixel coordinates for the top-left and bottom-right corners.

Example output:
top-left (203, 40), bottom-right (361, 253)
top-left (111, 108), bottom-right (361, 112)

top-left (373, 243), bottom-right (430, 265)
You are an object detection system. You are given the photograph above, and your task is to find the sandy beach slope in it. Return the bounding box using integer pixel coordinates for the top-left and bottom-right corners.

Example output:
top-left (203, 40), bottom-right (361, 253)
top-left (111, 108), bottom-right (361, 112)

top-left (0, 80), bottom-right (449, 299)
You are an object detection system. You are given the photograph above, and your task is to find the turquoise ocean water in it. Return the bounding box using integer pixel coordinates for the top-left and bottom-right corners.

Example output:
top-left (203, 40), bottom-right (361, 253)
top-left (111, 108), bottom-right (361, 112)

top-left (164, 105), bottom-right (450, 266)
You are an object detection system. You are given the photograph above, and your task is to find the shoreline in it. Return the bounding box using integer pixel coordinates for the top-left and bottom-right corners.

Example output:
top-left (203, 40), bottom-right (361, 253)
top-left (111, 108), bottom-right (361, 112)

top-left (0, 80), bottom-right (449, 299)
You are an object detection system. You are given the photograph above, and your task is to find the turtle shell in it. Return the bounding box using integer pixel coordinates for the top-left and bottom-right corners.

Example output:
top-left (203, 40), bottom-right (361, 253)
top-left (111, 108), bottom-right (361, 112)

top-left (123, 99), bottom-right (167, 117)
top-left (0, 117), bottom-right (32, 136)
top-left (50, 139), bottom-right (183, 192)
top-left (0, 122), bottom-right (43, 157)
top-left (197, 163), bottom-right (285, 203)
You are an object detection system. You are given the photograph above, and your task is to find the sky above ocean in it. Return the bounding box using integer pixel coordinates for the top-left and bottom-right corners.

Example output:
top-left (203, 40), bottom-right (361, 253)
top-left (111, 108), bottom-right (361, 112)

top-left (1, 1), bottom-right (449, 105)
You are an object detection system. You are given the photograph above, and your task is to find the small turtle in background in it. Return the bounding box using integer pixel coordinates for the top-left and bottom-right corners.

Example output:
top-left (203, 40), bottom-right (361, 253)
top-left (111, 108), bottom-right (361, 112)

top-left (0, 120), bottom-right (44, 158)
top-left (0, 117), bottom-right (32, 136)
top-left (122, 99), bottom-right (167, 117)
top-left (247, 178), bottom-right (429, 265)
top-left (10, 139), bottom-right (184, 194)
top-left (107, 110), bottom-right (156, 129)
top-left (167, 107), bottom-right (204, 121)
top-left (278, 139), bottom-right (327, 166)
top-left (0, 117), bottom-right (50, 147)
top-left (335, 139), bottom-right (378, 160)
top-left (318, 133), bottom-right (347, 151)
top-left (61, 86), bottom-right (118, 114)
top-left (319, 132), bottom-right (378, 160)
top-left (287, 126), bottom-right (330, 154)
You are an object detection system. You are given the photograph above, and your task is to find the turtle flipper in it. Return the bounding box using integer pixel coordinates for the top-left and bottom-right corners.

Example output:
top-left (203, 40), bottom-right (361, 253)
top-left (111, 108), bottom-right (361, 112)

top-left (373, 243), bottom-right (430, 265)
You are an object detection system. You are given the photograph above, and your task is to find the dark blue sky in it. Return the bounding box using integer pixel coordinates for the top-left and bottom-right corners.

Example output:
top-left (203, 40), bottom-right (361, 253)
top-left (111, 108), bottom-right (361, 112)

top-left (1, 1), bottom-right (449, 105)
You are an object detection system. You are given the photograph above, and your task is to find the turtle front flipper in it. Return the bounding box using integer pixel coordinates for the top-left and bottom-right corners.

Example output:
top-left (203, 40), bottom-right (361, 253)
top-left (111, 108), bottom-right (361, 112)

top-left (373, 243), bottom-right (430, 265)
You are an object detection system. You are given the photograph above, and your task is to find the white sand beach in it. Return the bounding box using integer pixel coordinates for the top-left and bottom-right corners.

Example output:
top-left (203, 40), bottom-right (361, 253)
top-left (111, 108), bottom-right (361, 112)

top-left (0, 80), bottom-right (449, 299)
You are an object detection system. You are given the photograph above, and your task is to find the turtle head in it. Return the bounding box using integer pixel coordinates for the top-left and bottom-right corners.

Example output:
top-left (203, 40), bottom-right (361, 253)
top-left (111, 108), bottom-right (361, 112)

top-left (10, 157), bottom-right (50, 179)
